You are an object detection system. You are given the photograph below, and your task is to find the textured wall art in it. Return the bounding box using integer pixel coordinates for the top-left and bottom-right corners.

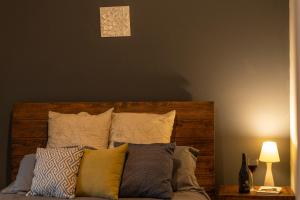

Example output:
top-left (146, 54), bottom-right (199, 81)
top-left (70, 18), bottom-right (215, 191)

top-left (100, 6), bottom-right (131, 37)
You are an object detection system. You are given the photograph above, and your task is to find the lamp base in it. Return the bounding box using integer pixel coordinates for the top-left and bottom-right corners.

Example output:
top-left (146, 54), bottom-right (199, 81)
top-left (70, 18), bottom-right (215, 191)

top-left (264, 162), bottom-right (274, 186)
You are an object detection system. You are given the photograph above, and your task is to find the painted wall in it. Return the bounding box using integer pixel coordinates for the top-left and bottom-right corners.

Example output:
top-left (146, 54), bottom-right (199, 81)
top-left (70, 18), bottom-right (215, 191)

top-left (0, 0), bottom-right (289, 188)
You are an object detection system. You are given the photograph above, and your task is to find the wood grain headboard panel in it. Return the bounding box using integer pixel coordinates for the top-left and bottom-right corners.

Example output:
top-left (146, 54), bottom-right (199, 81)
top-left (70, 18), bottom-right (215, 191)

top-left (10, 101), bottom-right (215, 195)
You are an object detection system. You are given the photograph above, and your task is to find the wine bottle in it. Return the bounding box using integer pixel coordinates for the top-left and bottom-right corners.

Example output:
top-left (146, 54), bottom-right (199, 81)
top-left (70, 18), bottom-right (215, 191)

top-left (239, 153), bottom-right (250, 193)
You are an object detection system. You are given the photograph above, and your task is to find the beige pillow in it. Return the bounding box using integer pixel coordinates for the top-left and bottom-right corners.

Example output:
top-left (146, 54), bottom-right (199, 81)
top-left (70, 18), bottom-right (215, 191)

top-left (47, 108), bottom-right (113, 149)
top-left (109, 110), bottom-right (176, 147)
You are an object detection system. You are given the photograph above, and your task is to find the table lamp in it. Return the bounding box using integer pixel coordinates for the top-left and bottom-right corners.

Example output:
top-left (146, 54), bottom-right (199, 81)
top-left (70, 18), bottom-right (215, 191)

top-left (259, 141), bottom-right (280, 186)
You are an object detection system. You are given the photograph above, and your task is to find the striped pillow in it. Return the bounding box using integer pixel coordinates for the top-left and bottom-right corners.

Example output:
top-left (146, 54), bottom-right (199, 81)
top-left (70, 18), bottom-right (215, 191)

top-left (27, 147), bottom-right (83, 199)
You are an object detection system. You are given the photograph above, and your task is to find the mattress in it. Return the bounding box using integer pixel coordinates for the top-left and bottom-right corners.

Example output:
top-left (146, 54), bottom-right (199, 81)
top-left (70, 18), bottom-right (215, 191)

top-left (0, 191), bottom-right (210, 200)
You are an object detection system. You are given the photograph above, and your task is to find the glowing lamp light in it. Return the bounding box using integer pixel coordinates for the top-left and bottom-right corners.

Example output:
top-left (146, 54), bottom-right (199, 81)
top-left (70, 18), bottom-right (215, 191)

top-left (259, 141), bottom-right (280, 186)
top-left (259, 141), bottom-right (280, 163)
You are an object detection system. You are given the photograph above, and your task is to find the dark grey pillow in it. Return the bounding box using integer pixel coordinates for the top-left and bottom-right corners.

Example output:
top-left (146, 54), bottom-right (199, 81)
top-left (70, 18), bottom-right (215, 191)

top-left (115, 143), bottom-right (175, 199)
top-left (1, 154), bottom-right (36, 194)
top-left (172, 146), bottom-right (201, 191)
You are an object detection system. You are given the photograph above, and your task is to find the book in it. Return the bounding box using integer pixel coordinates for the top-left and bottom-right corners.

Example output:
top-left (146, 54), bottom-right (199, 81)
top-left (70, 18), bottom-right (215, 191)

top-left (257, 186), bottom-right (282, 194)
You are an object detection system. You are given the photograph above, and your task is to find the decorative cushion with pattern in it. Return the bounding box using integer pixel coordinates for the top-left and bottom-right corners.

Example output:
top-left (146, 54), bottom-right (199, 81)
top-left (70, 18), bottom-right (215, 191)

top-left (27, 147), bottom-right (84, 199)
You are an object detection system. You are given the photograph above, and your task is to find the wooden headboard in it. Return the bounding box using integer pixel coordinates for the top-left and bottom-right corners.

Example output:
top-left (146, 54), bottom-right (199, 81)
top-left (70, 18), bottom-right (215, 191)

top-left (10, 101), bottom-right (214, 195)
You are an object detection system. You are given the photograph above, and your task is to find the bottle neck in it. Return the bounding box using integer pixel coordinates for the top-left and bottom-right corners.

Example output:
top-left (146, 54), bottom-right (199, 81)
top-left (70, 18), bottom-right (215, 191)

top-left (242, 154), bottom-right (247, 167)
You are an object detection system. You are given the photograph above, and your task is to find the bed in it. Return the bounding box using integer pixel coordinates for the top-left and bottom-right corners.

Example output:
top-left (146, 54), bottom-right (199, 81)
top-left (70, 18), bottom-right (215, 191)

top-left (3, 101), bottom-right (215, 199)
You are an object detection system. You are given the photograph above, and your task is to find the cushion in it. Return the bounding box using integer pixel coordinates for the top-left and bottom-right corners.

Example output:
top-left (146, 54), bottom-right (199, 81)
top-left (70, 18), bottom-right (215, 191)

top-left (172, 146), bottom-right (201, 191)
top-left (14, 154), bottom-right (36, 192)
top-left (47, 108), bottom-right (113, 149)
top-left (28, 147), bottom-right (83, 199)
top-left (115, 143), bottom-right (175, 199)
top-left (1, 154), bottom-right (36, 194)
top-left (76, 144), bottom-right (128, 200)
top-left (109, 110), bottom-right (176, 147)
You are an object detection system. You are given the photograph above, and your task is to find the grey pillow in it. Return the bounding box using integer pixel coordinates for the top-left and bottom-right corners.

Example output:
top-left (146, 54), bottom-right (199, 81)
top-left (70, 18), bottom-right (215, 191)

top-left (1, 154), bottom-right (36, 194)
top-left (115, 143), bottom-right (175, 199)
top-left (172, 146), bottom-right (201, 191)
top-left (14, 154), bottom-right (36, 192)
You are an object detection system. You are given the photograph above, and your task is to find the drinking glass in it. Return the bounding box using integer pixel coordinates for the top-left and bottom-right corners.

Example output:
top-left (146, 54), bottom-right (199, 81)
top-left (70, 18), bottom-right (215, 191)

top-left (248, 158), bottom-right (259, 191)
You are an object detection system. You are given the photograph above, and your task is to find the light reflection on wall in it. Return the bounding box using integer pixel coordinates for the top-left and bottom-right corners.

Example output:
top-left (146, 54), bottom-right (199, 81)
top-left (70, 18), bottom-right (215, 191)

top-left (251, 112), bottom-right (286, 138)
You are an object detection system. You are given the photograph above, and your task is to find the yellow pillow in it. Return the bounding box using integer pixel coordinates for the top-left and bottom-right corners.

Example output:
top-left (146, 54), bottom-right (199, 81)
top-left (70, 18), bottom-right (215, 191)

top-left (76, 144), bottom-right (128, 200)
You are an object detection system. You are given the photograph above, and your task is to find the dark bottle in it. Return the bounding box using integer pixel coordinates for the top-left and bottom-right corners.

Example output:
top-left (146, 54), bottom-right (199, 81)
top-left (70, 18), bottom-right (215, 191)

top-left (239, 153), bottom-right (250, 193)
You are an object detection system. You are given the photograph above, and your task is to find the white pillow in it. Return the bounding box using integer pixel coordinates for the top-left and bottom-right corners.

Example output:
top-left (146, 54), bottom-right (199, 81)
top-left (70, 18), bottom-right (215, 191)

top-left (109, 110), bottom-right (176, 148)
top-left (47, 108), bottom-right (113, 149)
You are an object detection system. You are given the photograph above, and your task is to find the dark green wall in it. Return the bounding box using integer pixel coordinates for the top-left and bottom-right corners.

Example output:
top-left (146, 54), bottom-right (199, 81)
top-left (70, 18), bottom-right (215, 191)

top-left (0, 0), bottom-right (289, 187)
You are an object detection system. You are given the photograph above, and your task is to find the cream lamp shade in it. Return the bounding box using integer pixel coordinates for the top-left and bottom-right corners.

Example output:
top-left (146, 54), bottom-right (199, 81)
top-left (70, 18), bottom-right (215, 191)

top-left (259, 141), bottom-right (280, 186)
top-left (259, 141), bottom-right (280, 163)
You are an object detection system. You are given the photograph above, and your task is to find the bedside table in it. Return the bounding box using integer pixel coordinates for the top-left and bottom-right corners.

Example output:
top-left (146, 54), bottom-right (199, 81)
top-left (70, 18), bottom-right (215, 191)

top-left (218, 185), bottom-right (295, 200)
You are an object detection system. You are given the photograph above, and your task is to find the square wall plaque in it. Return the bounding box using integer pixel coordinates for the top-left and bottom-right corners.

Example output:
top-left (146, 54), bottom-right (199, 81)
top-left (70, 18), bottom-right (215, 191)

top-left (100, 6), bottom-right (131, 37)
